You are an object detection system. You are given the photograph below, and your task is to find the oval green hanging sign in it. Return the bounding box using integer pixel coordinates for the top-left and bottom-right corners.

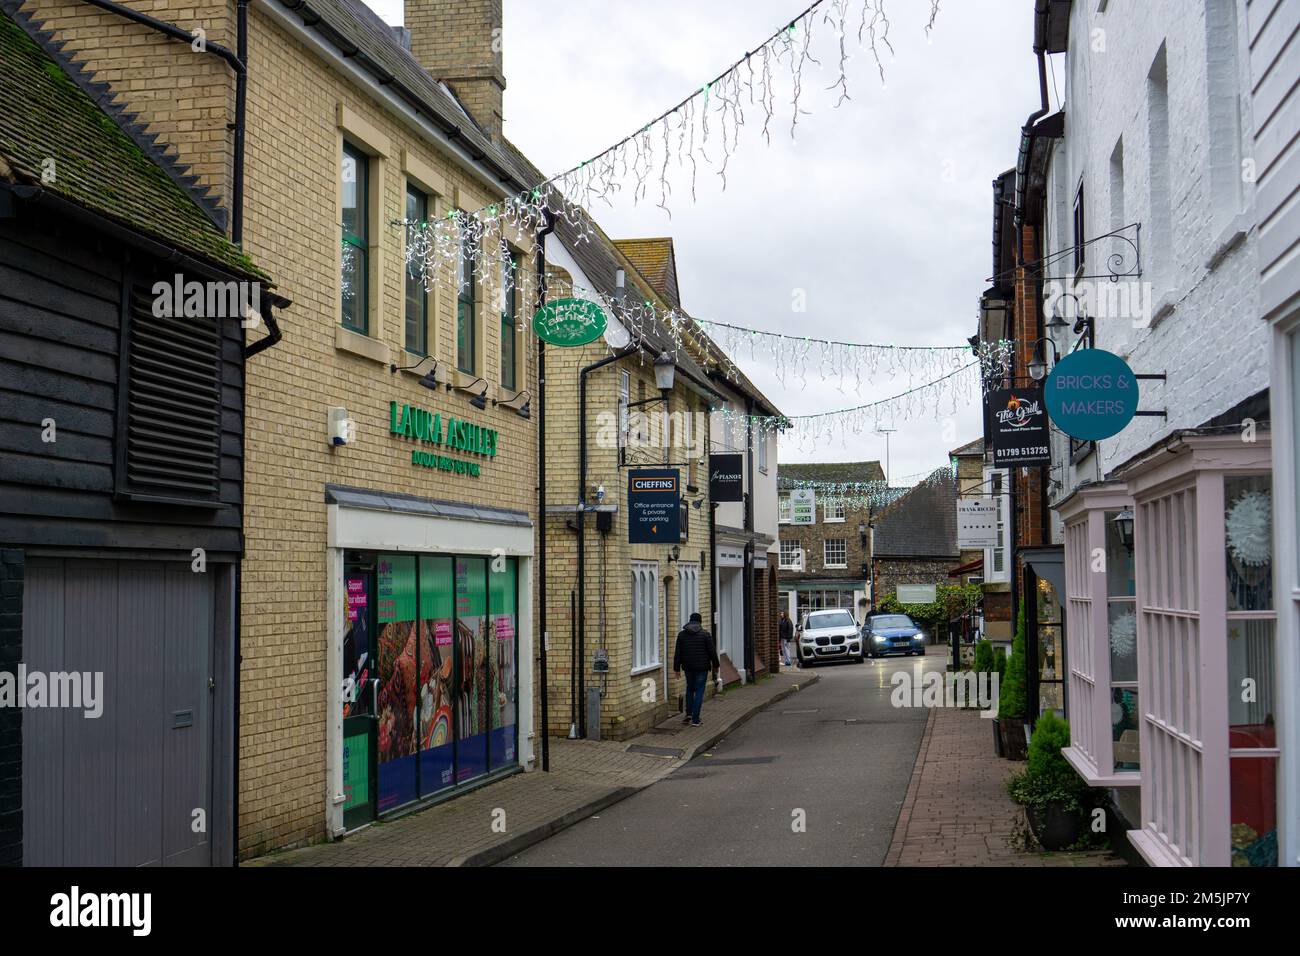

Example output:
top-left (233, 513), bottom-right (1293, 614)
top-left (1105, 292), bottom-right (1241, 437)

top-left (532, 298), bottom-right (608, 347)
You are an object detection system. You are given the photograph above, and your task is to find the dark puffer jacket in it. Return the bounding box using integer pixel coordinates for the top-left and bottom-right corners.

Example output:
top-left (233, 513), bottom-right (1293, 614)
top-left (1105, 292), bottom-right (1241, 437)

top-left (673, 622), bottom-right (720, 674)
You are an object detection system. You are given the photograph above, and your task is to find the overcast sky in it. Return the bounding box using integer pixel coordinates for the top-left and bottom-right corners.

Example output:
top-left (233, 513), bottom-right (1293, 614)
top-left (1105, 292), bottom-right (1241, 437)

top-left (366, 0), bottom-right (1045, 483)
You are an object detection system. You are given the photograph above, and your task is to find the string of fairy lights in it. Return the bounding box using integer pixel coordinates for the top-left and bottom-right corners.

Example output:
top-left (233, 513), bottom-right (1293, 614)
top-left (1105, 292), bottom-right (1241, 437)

top-left (776, 466), bottom-right (955, 511)
top-left (364, 0), bottom-right (978, 444)
top-left (393, 0), bottom-right (944, 306)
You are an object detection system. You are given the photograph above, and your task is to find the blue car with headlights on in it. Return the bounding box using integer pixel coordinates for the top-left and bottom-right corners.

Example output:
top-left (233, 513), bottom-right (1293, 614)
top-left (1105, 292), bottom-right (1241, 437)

top-left (863, 613), bottom-right (927, 658)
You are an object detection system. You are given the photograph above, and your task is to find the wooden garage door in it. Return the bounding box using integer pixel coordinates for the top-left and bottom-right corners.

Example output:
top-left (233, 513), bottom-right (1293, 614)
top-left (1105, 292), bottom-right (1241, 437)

top-left (22, 559), bottom-right (213, 866)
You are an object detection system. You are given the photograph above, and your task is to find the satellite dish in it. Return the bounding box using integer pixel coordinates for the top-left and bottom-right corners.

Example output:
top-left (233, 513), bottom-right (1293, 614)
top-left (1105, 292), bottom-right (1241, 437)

top-left (603, 316), bottom-right (631, 349)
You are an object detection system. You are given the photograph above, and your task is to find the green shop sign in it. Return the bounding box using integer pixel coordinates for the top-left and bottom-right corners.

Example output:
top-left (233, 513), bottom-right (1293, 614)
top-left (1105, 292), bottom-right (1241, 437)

top-left (389, 401), bottom-right (499, 477)
top-left (532, 298), bottom-right (608, 347)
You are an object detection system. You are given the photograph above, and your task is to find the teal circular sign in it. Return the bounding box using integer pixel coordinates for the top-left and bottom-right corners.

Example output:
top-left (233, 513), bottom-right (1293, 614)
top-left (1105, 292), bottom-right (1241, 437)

top-left (1045, 348), bottom-right (1139, 441)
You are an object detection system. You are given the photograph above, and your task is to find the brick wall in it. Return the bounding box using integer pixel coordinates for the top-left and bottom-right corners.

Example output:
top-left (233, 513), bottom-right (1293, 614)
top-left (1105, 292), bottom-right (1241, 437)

top-left (405, 0), bottom-right (504, 140)
top-left (22, 1), bottom-right (542, 858)
top-left (777, 504), bottom-right (870, 587)
top-left (0, 550), bottom-right (21, 866)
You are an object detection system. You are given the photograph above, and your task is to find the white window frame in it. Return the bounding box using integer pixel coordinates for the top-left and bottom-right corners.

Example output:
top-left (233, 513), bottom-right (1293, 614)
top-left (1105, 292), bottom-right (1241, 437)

top-left (984, 467), bottom-right (1011, 583)
top-left (1059, 483), bottom-right (1141, 790)
top-left (779, 539), bottom-right (802, 570)
top-left (618, 369), bottom-right (630, 453)
top-left (631, 561), bottom-right (660, 673)
top-left (823, 538), bottom-right (847, 570)
top-left (678, 562), bottom-right (700, 630)
top-left (758, 430), bottom-right (769, 474)
top-left (824, 499), bottom-right (846, 523)
top-left (778, 493), bottom-right (792, 524)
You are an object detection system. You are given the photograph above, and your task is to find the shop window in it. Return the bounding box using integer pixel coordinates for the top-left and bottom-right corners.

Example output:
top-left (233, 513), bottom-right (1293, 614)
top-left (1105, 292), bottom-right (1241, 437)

top-left (1224, 476), bottom-right (1277, 866)
top-left (823, 539), bottom-right (847, 569)
top-left (1105, 509), bottom-right (1139, 770)
top-left (341, 141), bottom-right (369, 335)
top-left (404, 184), bottom-right (429, 356)
top-left (456, 221), bottom-right (477, 374)
top-left (632, 561), bottom-right (660, 672)
top-left (500, 250), bottom-right (519, 391)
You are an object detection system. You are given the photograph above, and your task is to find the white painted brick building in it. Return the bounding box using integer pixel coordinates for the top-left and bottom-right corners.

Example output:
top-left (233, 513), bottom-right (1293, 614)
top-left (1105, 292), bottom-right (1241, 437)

top-left (1034, 0), bottom-right (1281, 867)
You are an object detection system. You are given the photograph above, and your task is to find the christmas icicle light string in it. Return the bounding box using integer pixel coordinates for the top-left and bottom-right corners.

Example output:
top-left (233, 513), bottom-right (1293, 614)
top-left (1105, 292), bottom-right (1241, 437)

top-left (395, 0), bottom-right (944, 297)
top-left (777, 465), bottom-right (955, 511)
top-left (722, 360), bottom-right (979, 452)
top-left (694, 317), bottom-right (1014, 391)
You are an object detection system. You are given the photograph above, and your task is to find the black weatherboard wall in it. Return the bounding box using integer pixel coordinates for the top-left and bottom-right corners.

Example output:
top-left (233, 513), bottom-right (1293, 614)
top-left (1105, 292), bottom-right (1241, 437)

top-left (0, 199), bottom-right (246, 865)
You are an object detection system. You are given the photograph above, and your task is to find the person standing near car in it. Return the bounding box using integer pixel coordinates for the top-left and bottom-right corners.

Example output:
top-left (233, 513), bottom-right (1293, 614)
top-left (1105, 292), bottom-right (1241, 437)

top-left (779, 609), bottom-right (794, 667)
top-left (674, 612), bottom-right (719, 727)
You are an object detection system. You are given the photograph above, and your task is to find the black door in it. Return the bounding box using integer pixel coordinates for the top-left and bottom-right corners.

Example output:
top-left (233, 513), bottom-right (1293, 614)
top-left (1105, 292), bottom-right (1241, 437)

top-left (342, 556), bottom-right (377, 830)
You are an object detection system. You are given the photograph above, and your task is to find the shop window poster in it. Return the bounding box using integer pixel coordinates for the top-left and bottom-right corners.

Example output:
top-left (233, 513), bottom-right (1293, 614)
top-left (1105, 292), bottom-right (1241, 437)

top-left (419, 555), bottom-right (455, 796)
top-left (489, 559), bottom-right (518, 766)
top-left (377, 555), bottom-right (418, 811)
top-left (455, 557), bottom-right (488, 781)
top-left (342, 575), bottom-right (370, 719)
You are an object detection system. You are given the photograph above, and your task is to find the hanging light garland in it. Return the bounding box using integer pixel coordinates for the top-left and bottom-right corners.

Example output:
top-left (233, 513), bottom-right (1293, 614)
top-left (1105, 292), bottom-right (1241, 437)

top-left (694, 318), bottom-right (1013, 390)
top-left (394, 0), bottom-right (944, 297)
top-left (777, 466), bottom-right (954, 511)
top-left (721, 360), bottom-right (979, 452)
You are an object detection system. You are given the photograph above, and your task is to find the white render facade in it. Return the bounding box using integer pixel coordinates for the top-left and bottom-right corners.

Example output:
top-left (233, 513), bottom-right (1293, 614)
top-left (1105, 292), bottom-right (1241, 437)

top-left (1040, 0), bottom-right (1281, 866)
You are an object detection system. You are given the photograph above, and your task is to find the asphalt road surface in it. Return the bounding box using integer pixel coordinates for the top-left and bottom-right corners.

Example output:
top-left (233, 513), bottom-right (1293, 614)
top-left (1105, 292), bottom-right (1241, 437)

top-left (501, 647), bottom-right (949, 866)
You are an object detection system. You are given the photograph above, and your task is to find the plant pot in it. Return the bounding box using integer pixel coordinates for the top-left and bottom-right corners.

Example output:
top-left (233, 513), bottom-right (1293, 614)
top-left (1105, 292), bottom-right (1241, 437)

top-left (993, 718), bottom-right (1004, 757)
top-left (1027, 802), bottom-right (1082, 851)
top-left (999, 717), bottom-right (1027, 760)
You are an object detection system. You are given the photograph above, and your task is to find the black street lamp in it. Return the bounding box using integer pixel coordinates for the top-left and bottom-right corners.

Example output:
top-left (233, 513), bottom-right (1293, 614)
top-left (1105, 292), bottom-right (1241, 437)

top-left (1113, 509), bottom-right (1135, 553)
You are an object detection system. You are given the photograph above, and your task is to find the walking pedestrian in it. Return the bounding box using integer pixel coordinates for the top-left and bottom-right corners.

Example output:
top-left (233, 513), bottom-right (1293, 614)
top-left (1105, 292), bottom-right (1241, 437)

top-left (673, 611), bottom-right (719, 727)
top-left (779, 609), bottom-right (794, 666)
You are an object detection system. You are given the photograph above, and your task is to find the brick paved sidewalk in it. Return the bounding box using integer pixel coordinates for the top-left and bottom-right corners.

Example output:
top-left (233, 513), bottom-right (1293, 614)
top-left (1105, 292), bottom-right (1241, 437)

top-left (884, 707), bottom-right (1125, 867)
top-left (247, 670), bottom-right (817, 867)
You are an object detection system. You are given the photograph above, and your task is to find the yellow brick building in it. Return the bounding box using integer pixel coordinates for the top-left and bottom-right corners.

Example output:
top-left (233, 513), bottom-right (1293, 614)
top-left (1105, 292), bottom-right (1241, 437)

top-left (18, 0), bottom-right (555, 858)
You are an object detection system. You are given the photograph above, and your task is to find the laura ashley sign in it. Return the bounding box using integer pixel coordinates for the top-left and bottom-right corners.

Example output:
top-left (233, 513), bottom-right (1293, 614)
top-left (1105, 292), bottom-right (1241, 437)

top-left (389, 401), bottom-right (499, 477)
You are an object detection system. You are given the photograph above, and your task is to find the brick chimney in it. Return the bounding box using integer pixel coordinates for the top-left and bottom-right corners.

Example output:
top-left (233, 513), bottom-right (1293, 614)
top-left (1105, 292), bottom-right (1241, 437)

top-left (405, 0), bottom-right (505, 141)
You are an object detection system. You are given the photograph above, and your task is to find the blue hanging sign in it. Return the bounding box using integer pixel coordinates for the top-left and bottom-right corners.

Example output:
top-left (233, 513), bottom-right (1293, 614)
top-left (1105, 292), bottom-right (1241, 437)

top-left (1045, 348), bottom-right (1139, 442)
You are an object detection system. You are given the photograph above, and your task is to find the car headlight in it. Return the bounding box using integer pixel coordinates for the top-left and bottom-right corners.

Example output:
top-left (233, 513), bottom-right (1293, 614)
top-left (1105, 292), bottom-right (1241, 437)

top-left (914, 633), bottom-right (925, 641)
top-left (873, 635), bottom-right (885, 642)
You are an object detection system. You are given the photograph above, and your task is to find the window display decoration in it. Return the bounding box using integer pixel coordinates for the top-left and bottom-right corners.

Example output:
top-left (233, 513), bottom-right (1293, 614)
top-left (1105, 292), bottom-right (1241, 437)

top-left (1225, 488), bottom-right (1271, 567)
top-left (1108, 609), bottom-right (1137, 661)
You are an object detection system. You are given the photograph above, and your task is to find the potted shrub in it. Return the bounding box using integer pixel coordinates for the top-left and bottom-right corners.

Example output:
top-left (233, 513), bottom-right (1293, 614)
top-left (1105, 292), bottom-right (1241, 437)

top-left (1007, 711), bottom-right (1090, 850)
top-left (997, 602), bottom-right (1029, 759)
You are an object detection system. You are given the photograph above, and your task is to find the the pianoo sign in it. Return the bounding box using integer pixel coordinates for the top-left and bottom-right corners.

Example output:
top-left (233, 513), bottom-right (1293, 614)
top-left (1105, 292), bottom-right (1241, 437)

top-left (389, 401), bottom-right (499, 477)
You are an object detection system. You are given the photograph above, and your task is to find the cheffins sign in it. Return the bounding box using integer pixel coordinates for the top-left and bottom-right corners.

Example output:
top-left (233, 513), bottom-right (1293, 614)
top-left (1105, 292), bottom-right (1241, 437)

top-left (628, 469), bottom-right (681, 544)
top-left (1044, 348), bottom-right (1139, 442)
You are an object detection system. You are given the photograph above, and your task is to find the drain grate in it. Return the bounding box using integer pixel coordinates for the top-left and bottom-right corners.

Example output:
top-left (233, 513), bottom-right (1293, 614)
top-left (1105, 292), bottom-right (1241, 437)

top-left (696, 755), bottom-right (777, 766)
top-left (782, 708), bottom-right (819, 715)
top-left (627, 744), bottom-right (684, 758)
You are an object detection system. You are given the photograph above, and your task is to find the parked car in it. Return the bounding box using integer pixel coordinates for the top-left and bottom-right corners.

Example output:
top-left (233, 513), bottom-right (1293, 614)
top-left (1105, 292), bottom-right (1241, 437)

top-left (797, 609), bottom-right (864, 665)
top-left (863, 613), bottom-right (927, 657)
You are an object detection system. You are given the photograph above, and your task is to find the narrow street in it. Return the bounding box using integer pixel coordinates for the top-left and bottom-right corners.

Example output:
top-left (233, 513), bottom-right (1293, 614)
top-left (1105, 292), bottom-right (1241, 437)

top-left (502, 649), bottom-right (946, 866)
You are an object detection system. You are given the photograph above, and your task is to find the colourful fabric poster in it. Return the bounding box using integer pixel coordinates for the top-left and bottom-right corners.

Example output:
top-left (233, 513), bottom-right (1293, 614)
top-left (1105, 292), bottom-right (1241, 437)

top-left (455, 557), bottom-right (488, 781)
top-left (418, 555), bottom-right (455, 796)
top-left (376, 555), bottom-right (418, 811)
top-left (489, 559), bottom-right (518, 767)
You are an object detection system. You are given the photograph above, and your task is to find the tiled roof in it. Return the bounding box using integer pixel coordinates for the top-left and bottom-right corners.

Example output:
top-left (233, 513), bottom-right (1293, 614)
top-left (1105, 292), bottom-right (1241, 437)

top-left (872, 470), bottom-right (958, 558)
top-left (0, 7), bottom-right (267, 280)
top-left (613, 238), bottom-right (680, 310)
top-left (950, 437), bottom-right (984, 457)
top-left (779, 461), bottom-right (886, 484)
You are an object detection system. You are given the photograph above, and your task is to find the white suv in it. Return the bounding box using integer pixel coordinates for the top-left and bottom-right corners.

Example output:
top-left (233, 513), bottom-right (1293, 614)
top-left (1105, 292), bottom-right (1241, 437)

top-left (798, 609), bottom-right (864, 665)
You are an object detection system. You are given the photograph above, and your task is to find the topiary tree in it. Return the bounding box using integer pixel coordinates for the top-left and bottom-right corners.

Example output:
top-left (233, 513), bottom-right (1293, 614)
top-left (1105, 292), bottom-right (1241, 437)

top-left (1007, 711), bottom-right (1090, 812)
top-left (972, 639), bottom-right (995, 674)
top-left (998, 600), bottom-right (1028, 719)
